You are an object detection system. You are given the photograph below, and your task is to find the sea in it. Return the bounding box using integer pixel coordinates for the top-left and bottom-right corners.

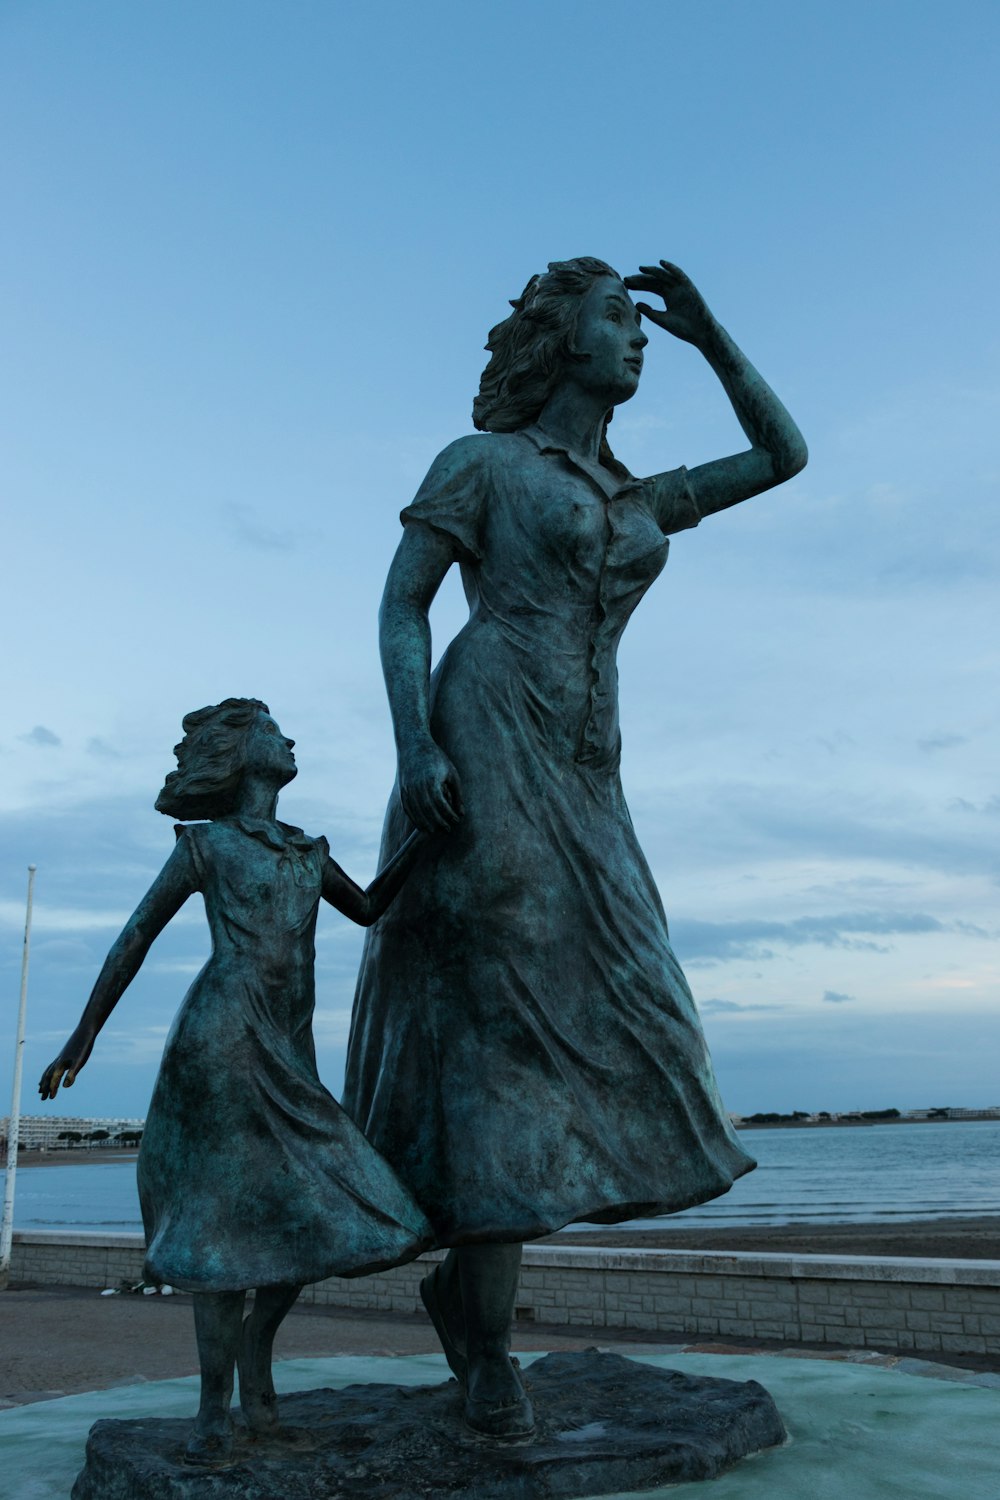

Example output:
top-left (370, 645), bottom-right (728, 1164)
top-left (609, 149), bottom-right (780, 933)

top-left (6, 1120), bottom-right (999, 1233)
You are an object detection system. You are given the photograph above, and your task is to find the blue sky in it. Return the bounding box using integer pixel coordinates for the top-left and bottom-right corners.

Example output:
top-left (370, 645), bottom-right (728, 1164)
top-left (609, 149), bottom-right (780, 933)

top-left (1, 0), bottom-right (998, 1120)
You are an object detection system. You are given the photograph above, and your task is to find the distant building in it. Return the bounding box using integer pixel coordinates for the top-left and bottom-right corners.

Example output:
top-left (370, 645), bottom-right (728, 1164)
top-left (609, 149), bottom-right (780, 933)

top-left (903, 1107), bottom-right (1000, 1122)
top-left (0, 1115), bottom-right (145, 1150)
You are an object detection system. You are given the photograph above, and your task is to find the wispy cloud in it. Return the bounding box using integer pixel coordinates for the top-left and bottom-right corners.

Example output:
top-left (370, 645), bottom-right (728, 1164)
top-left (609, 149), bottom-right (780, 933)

top-left (0, 899), bottom-right (129, 933)
top-left (86, 737), bottom-right (121, 759)
top-left (99, 1025), bottom-right (172, 1063)
top-left (222, 502), bottom-right (297, 552)
top-left (674, 909), bottom-right (951, 964)
top-left (20, 725), bottom-right (61, 748)
top-left (822, 989), bottom-right (855, 1004)
top-left (312, 1006), bottom-right (355, 1045)
top-left (918, 733), bottom-right (967, 753)
top-left (699, 998), bottom-right (783, 1015)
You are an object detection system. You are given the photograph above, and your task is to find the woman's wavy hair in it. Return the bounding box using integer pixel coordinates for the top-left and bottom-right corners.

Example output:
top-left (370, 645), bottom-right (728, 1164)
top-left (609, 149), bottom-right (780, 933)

top-left (472, 255), bottom-right (629, 475)
top-left (155, 698), bottom-right (269, 821)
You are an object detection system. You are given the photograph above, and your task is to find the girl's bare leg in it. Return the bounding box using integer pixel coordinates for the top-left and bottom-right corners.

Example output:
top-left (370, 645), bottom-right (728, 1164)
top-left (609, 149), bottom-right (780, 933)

top-left (187, 1290), bottom-right (246, 1465)
top-left (238, 1283), bottom-right (303, 1433)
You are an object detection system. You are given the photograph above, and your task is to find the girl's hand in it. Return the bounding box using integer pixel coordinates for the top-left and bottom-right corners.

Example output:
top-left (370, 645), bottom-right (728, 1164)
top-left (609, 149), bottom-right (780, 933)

top-left (399, 741), bottom-right (463, 832)
top-left (39, 1027), bottom-right (95, 1099)
top-left (623, 261), bottom-right (715, 347)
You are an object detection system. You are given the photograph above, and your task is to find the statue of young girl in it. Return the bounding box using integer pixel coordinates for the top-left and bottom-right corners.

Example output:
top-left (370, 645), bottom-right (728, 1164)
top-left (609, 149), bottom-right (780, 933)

top-left (39, 697), bottom-right (434, 1465)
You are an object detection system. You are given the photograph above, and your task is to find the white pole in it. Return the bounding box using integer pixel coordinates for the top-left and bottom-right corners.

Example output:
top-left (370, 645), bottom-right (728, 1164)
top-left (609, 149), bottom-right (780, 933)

top-left (0, 865), bottom-right (37, 1289)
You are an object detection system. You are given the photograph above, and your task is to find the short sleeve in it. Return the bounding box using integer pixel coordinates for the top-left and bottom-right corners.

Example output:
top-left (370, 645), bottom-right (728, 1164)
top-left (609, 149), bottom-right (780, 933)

top-left (173, 823), bottom-right (206, 889)
top-left (400, 435), bottom-right (488, 562)
top-left (639, 465), bottom-right (702, 536)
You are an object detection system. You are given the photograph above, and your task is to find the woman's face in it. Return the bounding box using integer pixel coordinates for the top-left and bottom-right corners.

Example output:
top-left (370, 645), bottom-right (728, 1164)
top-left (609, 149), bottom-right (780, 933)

top-left (567, 275), bottom-right (648, 406)
top-left (246, 712), bottom-right (297, 786)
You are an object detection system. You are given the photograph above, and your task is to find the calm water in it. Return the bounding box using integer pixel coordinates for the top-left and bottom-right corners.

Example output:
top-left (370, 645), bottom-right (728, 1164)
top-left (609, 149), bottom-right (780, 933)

top-left (7, 1122), bottom-right (999, 1232)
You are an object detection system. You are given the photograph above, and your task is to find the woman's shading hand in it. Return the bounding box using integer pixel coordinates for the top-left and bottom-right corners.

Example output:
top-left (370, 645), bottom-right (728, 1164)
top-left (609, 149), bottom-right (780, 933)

top-left (624, 261), bottom-right (714, 346)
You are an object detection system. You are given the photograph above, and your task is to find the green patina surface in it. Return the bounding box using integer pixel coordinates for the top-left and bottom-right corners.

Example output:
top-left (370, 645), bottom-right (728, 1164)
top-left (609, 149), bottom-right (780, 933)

top-left (2, 1353), bottom-right (996, 1500)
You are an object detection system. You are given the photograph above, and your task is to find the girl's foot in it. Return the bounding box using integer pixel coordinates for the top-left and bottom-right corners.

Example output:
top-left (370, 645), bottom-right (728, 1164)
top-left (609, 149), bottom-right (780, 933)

top-left (184, 1413), bottom-right (235, 1467)
top-left (464, 1352), bottom-right (534, 1439)
top-left (237, 1314), bottom-right (280, 1434)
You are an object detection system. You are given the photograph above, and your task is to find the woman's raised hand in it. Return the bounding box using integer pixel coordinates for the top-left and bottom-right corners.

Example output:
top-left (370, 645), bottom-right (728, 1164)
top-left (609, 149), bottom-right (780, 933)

top-left (39, 1026), bottom-right (96, 1100)
top-left (399, 741), bottom-right (464, 833)
top-left (623, 261), bottom-right (714, 346)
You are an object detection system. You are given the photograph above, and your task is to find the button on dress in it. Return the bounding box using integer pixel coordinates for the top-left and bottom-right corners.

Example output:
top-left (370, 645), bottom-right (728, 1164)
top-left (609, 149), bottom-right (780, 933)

top-left (138, 818), bottom-right (433, 1291)
top-left (343, 429), bottom-right (755, 1245)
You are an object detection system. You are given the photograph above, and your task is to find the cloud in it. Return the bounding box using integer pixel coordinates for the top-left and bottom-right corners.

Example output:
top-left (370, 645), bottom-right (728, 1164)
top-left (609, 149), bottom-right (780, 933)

top-left (0, 899), bottom-right (130, 933)
top-left (99, 1025), bottom-right (172, 1063)
top-left (918, 733), bottom-right (967, 753)
top-left (950, 796), bottom-right (1000, 818)
top-left (699, 998), bottom-right (783, 1015)
top-left (20, 725), bottom-right (61, 748)
top-left (312, 1006), bottom-right (355, 1045)
top-left (822, 989), bottom-right (855, 1004)
top-left (222, 502), bottom-right (296, 552)
top-left (673, 909), bottom-right (950, 964)
top-left (86, 737), bottom-right (121, 759)
top-left (637, 778), bottom-right (1000, 886)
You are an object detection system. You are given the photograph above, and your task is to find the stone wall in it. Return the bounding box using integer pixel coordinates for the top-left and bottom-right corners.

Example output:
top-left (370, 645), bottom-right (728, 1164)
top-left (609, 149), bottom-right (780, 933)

top-left (11, 1232), bottom-right (999, 1358)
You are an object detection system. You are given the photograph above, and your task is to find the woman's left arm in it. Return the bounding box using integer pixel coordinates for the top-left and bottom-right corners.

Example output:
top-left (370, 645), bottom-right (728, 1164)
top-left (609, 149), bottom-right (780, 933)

top-left (624, 260), bottom-right (808, 519)
top-left (321, 829), bottom-right (430, 927)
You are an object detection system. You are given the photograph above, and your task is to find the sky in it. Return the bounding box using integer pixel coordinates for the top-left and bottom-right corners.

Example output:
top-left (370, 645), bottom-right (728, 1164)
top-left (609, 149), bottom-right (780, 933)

top-left (1, 0), bottom-right (998, 1122)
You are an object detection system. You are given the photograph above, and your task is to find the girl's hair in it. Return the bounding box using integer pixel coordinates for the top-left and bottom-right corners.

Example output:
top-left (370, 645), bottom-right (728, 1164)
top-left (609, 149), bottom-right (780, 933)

top-left (472, 255), bottom-right (630, 476)
top-left (155, 698), bottom-right (269, 821)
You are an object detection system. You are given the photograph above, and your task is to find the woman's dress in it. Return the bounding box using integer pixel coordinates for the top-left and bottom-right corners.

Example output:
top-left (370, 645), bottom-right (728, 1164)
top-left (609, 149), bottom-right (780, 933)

top-left (343, 428), bottom-right (755, 1246)
top-left (138, 817), bottom-right (433, 1292)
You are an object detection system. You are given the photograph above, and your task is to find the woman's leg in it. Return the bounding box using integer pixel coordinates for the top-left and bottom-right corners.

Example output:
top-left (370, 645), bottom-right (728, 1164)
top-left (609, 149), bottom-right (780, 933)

top-left (420, 1249), bottom-right (467, 1382)
top-left (187, 1290), bottom-right (246, 1465)
top-left (458, 1242), bottom-right (534, 1437)
top-left (238, 1283), bottom-right (303, 1433)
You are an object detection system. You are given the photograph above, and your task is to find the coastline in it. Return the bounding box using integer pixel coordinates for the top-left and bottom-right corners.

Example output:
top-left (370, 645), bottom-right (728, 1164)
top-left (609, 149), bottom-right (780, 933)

top-left (549, 1215), bottom-right (1000, 1261)
top-left (734, 1116), bottom-right (1000, 1129)
top-left (10, 1149), bottom-right (138, 1169)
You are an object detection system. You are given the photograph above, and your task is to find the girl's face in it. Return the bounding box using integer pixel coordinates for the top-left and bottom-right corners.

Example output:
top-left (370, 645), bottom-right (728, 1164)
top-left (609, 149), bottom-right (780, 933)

top-left (245, 713), bottom-right (297, 786)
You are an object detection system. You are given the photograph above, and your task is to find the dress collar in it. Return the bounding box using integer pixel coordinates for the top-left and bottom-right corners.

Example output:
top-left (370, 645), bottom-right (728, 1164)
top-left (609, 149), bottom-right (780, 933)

top-left (225, 817), bottom-right (317, 853)
top-left (519, 424), bottom-right (637, 503)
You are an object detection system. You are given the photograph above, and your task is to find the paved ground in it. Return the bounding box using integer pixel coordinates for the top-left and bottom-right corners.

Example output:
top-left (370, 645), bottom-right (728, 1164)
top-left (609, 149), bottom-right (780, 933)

top-left (0, 1285), bottom-right (665, 1406)
top-left (3, 1281), bottom-right (998, 1409)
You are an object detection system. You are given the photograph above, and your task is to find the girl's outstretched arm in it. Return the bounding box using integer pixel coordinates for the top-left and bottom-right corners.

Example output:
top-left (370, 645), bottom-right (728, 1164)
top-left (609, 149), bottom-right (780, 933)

top-left (321, 829), bottom-right (429, 927)
top-left (39, 838), bottom-right (198, 1098)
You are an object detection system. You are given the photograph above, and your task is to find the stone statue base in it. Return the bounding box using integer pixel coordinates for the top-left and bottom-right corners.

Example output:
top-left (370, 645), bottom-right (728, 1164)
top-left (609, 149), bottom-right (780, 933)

top-left (71, 1350), bottom-right (786, 1499)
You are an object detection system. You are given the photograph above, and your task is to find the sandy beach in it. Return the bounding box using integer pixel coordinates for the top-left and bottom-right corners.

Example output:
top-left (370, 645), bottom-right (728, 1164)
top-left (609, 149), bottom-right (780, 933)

top-left (548, 1216), bottom-right (1000, 1260)
top-left (13, 1150), bottom-right (139, 1168)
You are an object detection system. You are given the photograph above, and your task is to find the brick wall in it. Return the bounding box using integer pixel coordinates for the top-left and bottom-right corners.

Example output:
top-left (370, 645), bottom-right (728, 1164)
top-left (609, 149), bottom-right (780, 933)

top-left (11, 1233), bottom-right (999, 1358)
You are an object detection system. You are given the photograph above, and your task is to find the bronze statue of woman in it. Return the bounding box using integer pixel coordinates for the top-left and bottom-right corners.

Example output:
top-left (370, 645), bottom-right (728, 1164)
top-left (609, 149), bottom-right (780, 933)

top-left (343, 258), bottom-right (807, 1437)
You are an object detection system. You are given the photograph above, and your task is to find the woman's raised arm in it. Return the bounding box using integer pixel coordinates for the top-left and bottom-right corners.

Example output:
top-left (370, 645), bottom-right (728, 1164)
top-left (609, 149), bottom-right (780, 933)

top-left (379, 523), bottom-right (464, 832)
top-left (38, 838), bottom-right (198, 1098)
top-left (624, 261), bottom-right (807, 522)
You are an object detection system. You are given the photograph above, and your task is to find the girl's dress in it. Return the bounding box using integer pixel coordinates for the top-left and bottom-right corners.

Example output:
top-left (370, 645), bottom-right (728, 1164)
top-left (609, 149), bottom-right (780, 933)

top-left (343, 429), bottom-right (756, 1246)
top-left (138, 817), bottom-right (433, 1291)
